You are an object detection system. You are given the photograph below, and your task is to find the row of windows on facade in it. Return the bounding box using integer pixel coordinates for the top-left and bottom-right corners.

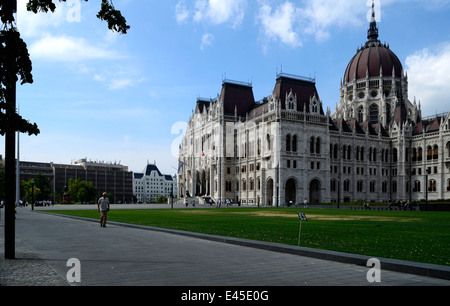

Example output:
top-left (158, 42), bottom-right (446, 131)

top-left (193, 134), bottom-right (448, 161)
top-left (222, 178), bottom-right (450, 194)
top-left (330, 144), bottom-right (448, 163)
top-left (328, 178), bottom-right (449, 193)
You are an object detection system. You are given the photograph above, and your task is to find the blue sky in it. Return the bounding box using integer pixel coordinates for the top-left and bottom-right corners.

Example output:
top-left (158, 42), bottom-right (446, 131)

top-left (1, 0), bottom-right (450, 175)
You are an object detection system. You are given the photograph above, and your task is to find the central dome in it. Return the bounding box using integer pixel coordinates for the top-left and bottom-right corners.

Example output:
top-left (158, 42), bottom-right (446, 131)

top-left (343, 40), bottom-right (403, 84)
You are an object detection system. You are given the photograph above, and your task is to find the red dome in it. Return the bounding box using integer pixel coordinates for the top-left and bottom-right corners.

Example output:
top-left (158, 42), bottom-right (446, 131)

top-left (344, 41), bottom-right (403, 84)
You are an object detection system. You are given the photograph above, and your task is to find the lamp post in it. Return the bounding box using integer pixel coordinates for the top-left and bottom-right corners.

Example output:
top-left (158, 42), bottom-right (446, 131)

top-left (425, 169), bottom-right (429, 206)
top-left (31, 178), bottom-right (35, 211)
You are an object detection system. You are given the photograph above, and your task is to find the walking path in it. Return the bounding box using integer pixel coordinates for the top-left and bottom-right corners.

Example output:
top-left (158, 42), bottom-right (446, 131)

top-left (1, 205), bottom-right (449, 287)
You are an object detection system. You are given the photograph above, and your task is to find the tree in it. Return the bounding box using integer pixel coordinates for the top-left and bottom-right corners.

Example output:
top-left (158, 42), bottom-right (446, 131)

top-left (22, 174), bottom-right (51, 201)
top-left (1, 0), bottom-right (129, 259)
top-left (67, 178), bottom-right (97, 203)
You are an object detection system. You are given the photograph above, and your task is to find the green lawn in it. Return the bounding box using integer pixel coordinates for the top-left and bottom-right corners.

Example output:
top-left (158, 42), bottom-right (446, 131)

top-left (45, 207), bottom-right (450, 266)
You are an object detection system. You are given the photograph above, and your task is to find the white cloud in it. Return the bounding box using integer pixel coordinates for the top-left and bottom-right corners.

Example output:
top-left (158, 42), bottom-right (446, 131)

top-left (29, 35), bottom-right (121, 62)
top-left (405, 42), bottom-right (450, 116)
top-left (176, 0), bottom-right (190, 24)
top-left (257, 1), bottom-right (302, 48)
top-left (193, 0), bottom-right (247, 28)
top-left (256, 0), bottom-right (370, 48)
top-left (200, 33), bottom-right (215, 50)
top-left (16, 0), bottom-right (66, 38)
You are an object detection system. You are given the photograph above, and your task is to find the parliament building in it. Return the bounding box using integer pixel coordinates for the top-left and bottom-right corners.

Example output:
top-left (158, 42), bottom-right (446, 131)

top-left (177, 5), bottom-right (450, 206)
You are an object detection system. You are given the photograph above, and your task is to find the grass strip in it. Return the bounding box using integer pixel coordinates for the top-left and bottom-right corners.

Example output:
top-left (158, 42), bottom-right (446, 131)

top-left (45, 207), bottom-right (450, 266)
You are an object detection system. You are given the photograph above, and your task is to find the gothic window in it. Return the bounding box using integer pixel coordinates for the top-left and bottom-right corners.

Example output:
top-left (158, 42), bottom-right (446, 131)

top-left (418, 147), bottom-right (423, 161)
top-left (292, 135), bottom-right (298, 152)
top-left (427, 146), bottom-right (432, 160)
top-left (414, 181), bottom-right (421, 192)
top-left (428, 179), bottom-right (437, 192)
top-left (386, 103), bottom-right (391, 125)
top-left (266, 134), bottom-right (271, 151)
top-left (286, 134), bottom-right (291, 151)
top-left (358, 107), bottom-right (364, 122)
top-left (343, 180), bottom-right (350, 192)
top-left (316, 138), bottom-right (321, 154)
top-left (312, 101), bottom-right (318, 113)
top-left (310, 137), bottom-right (315, 154)
top-left (369, 104), bottom-right (379, 123)
top-left (330, 179), bottom-right (337, 192)
top-left (433, 145), bottom-right (438, 159)
top-left (370, 181), bottom-right (376, 193)
top-left (382, 181), bottom-right (388, 193)
top-left (393, 148), bottom-right (398, 163)
top-left (357, 180), bottom-right (364, 192)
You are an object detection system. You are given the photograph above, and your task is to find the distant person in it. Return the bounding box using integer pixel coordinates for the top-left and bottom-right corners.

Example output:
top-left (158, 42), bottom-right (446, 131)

top-left (98, 192), bottom-right (110, 227)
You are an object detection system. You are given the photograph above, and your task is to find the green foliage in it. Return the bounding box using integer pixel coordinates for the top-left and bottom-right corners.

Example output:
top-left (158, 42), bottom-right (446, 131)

top-left (67, 178), bottom-right (97, 203)
top-left (22, 174), bottom-right (51, 201)
top-left (0, 0), bottom-right (129, 136)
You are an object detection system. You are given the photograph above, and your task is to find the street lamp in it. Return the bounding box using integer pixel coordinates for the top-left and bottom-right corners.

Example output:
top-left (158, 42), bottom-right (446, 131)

top-left (31, 178), bottom-right (34, 211)
top-left (425, 169), bottom-right (429, 206)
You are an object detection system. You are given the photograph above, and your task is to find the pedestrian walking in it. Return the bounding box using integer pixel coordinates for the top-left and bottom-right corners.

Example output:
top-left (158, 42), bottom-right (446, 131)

top-left (98, 192), bottom-right (110, 227)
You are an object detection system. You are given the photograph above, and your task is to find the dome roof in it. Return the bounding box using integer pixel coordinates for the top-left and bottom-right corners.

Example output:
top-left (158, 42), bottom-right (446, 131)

top-left (343, 41), bottom-right (403, 84)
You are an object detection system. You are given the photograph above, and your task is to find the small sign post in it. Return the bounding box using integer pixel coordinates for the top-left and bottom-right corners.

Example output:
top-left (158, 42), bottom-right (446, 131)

top-left (297, 212), bottom-right (307, 246)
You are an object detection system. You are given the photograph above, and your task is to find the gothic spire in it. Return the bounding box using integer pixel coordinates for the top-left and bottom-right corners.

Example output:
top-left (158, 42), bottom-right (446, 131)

top-left (367, 0), bottom-right (379, 42)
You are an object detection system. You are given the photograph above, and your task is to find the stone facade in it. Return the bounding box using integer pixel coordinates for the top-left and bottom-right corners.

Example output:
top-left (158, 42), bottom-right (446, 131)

top-left (177, 10), bottom-right (450, 206)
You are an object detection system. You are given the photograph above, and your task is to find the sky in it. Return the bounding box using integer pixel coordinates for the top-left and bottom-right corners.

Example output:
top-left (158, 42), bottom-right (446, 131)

top-left (1, 0), bottom-right (450, 176)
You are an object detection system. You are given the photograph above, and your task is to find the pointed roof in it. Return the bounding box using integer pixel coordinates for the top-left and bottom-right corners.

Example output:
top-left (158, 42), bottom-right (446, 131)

top-left (272, 73), bottom-right (323, 114)
top-left (220, 80), bottom-right (255, 116)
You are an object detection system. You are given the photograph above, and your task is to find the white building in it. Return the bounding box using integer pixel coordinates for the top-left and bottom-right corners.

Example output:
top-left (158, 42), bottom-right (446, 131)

top-left (133, 163), bottom-right (177, 203)
top-left (177, 3), bottom-right (450, 206)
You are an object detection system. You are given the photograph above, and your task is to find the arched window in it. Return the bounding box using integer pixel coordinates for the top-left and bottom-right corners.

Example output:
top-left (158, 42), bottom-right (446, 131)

top-left (358, 107), bottom-right (364, 122)
top-left (385, 103), bottom-right (391, 125)
top-left (316, 138), bottom-right (321, 154)
top-left (370, 181), bottom-right (376, 193)
top-left (357, 180), bottom-right (364, 192)
top-left (428, 179), bottom-right (436, 192)
top-left (312, 101), bottom-right (318, 113)
top-left (414, 181), bottom-right (421, 192)
top-left (418, 147), bottom-right (423, 161)
top-left (427, 146), bottom-right (432, 160)
top-left (286, 134), bottom-right (291, 152)
top-left (433, 145), bottom-right (438, 159)
top-left (370, 104), bottom-right (379, 123)
top-left (292, 135), bottom-right (298, 152)
top-left (310, 137), bottom-right (315, 154)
